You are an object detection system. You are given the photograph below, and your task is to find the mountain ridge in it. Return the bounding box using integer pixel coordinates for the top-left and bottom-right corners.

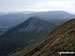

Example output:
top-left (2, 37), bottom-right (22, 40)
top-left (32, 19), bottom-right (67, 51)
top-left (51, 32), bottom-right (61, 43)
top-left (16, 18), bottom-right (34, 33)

top-left (1, 17), bottom-right (57, 35)
top-left (0, 11), bottom-right (75, 33)
top-left (0, 17), bottom-right (57, 56)
top-left (21, 18), bottom-right (75, 56)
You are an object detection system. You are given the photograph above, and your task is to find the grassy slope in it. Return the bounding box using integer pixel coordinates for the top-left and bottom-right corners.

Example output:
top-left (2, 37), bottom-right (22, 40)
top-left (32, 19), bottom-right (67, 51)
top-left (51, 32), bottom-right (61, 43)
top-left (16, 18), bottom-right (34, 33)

top-left (0, 29), bottom-right (51, 56)
top-left (22, 19), bottom-right (75, 56)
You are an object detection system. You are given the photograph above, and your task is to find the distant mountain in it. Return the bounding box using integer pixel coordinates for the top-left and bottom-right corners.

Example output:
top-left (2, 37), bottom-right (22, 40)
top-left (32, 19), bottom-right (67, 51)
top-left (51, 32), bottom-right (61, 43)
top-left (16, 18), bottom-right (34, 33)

top-left (31, 11), bottom-right (75, 23)
top-left (23, 19), bottom-right (75, 56)
top-left (32, 11), bottom-right (75, 19)
top-left (0, 11), bottom-right (34, 15)
top-left (0, 25), bottom-right (8, 35)
top-left (0, 17), bottom-right (57, 56)
top-left (0, 13), bottom-right (6, 16)
top-left (0, 12), bottom-right (32, 28)
top-left (0, 26), bottom-right (8, 34)
top-left (0, 11), bottom-right (75, 27)
top-left (0, 11), bottom-right (75, 33)
top-left (0, 11), bottom-right (34, 33)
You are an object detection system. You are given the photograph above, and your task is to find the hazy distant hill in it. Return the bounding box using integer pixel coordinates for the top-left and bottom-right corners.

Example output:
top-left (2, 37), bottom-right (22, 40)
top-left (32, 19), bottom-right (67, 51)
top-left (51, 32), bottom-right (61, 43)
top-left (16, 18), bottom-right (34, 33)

top-left (0, 11), bottom-right (75, 33)
top-left (0, 17), bottom-right (57, 56)
top-left (0, 26), bottom-right (8, 33)
top-left (0, 11), bottom-right (34, 33)
top-left (23, 19), bottom-right (75, 56)
top-left (0, 13), bottom-right (31, 28)
top-left (31, 11), bottom-right (75, 22)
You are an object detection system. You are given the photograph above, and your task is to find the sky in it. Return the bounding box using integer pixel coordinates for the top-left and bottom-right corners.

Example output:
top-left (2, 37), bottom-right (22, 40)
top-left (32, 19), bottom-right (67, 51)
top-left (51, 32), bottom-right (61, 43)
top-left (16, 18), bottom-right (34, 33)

top-left (0, 0), bottom-right (75, 14)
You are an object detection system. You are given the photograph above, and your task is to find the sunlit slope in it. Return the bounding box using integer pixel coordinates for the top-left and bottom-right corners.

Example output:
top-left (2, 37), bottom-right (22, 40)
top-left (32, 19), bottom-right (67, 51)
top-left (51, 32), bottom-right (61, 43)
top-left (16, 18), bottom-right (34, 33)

top-left (23, 19), bottom-right (75, 56)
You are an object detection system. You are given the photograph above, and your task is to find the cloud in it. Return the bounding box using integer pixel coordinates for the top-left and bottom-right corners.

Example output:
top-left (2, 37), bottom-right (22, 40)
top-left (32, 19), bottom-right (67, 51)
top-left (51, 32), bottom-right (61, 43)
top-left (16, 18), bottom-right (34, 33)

top-left (0, 0), bottom-right (75, 14)
top-left (23, 0), bottom-right (74, 11)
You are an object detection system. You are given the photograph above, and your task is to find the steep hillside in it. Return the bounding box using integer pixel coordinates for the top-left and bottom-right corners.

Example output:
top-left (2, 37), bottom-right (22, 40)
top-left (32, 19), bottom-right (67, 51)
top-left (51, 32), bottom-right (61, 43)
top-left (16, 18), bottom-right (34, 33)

top-left (22, 19), bottom-right (75, 56)
top-left (0, 17), bottom-right (57, 56)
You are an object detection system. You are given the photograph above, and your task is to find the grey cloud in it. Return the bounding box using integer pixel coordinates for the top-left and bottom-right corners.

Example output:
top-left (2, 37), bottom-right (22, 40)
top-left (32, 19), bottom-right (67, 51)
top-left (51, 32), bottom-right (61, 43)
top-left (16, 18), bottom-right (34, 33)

top-left (0, 0), bottom-right (75, 14)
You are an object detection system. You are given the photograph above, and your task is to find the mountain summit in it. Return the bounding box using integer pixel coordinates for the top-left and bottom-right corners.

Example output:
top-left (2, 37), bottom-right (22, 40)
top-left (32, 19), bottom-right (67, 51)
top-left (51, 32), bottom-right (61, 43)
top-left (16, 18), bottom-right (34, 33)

top-left (0, 17), bottom-right (57, 56)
